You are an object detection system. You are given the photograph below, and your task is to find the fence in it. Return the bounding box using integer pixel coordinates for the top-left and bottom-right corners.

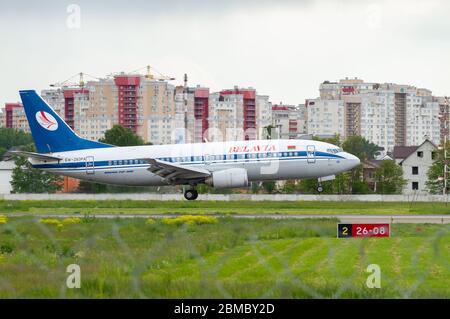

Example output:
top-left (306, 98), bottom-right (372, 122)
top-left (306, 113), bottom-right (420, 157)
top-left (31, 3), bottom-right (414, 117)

top-left (1, 193), bottom-right (450, 202)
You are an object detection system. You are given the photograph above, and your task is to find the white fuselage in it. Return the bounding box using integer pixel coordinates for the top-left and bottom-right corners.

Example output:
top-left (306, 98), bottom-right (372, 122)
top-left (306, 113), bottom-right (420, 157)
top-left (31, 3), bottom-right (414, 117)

top-left (31, 139), bottom-right (360, 186)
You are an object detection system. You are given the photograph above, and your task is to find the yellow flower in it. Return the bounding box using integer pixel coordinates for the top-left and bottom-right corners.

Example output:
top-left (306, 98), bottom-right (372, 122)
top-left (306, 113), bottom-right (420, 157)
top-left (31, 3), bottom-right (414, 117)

top-left (39, 217), bottom-right (81, 228)
top-left (62, 217), bottom-right (82, 225)
top-left (0, 215), bottom-right (8, 225)
top-left (145, 218), bottom-right (156, 225)
top-left (40, 218), bottom-right (64, 228)
top-left (161, 215), bottom-right (218, 226)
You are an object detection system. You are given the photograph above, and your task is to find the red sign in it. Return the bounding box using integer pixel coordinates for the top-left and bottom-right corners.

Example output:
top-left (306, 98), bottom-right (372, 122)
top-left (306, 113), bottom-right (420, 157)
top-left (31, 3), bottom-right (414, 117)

top-left (338, 223), bottom-right (390, 238)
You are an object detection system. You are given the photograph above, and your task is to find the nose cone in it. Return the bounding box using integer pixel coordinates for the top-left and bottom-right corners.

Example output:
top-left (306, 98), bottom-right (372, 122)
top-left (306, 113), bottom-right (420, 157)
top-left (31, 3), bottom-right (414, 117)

top-left (345, 152), bottom-right (361, 169)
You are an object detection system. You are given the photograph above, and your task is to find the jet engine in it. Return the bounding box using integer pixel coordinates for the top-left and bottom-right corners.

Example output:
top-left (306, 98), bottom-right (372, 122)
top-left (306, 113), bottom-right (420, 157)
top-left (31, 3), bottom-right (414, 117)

top-left (205, 168), bottom-right (249, 188)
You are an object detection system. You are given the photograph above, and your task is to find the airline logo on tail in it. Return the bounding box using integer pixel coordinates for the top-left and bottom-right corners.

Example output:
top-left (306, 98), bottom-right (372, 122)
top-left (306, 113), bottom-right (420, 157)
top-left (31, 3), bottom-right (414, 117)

top-left (35, 111), bottom-right (58, 131)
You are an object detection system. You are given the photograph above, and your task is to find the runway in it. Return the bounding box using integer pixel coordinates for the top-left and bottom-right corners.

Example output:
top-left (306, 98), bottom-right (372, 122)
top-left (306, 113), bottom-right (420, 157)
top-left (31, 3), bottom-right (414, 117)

top-left (5, 213), bottom-right (450, 224)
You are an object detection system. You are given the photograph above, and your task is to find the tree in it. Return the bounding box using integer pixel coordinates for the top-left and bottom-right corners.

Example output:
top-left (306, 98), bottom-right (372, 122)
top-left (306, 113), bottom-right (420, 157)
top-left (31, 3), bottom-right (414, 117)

top-left (250, 182), bottom-right (261, 194)
top-left (262, 181), bottom-right (276, 194)
top-left (297, 178), bottom-right (326, 194)
top-left (351, 180), bottom-right (373, 194)
top-left (281, 180), bottom-right (298, 194)
top-left (298, 172), bottom-right (354, 194)
top-left (342, 136), bottom-right (380, 193)
top-left (374, 160), bottom-right (406, 194)
top-left (99, 125), bottom-right (146, 146)
top-left (11, 144), bottom-right (62, 193)
top-left (342, 136), bottom-right (379, 161)
top-left (0, 128), bottom-right (33, 157)
top-left (426, 143), bottom-right (450, 194)
top-left (262, 125), bottom-right (276, 140)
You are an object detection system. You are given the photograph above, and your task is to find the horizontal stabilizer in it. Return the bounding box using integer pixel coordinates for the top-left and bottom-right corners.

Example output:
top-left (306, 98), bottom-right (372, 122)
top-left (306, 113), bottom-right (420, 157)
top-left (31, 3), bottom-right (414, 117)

top-left (7, 151), bottom-right (61, 162)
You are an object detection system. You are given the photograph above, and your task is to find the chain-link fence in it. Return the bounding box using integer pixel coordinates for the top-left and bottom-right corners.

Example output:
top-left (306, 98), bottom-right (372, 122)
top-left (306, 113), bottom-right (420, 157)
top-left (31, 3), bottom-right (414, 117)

top-left (0, 211), bottom-right (448, 298)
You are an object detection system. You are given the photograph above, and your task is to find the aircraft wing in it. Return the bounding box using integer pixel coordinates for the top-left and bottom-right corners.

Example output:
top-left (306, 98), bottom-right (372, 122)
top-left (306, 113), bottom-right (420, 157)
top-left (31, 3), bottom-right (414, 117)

top-left (6, 151), bottom-right (62, 162)
top-left (142, 158), bottom-right (211, 184)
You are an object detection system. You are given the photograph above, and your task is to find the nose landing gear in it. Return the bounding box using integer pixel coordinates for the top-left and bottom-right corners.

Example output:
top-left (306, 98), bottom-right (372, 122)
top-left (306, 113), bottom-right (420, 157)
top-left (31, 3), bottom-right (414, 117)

top-left (184, 187), bottom-right (198, 200)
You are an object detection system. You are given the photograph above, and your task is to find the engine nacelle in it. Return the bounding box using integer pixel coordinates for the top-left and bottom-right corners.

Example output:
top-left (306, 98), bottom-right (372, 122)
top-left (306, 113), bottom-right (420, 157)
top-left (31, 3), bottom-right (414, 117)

top-left (205, 168), bottom-right (249, 189)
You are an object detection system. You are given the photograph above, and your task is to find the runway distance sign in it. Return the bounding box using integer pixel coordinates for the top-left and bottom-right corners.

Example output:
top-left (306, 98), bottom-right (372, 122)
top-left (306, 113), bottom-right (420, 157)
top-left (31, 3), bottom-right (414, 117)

top-left (337, 223), bottom-right (390, 238)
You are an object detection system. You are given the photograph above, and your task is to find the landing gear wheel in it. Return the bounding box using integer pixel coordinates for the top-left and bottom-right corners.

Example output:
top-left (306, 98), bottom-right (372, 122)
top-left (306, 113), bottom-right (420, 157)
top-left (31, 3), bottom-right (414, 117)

top-left (184, 189), bottom-right (198, 201)
top-left (317, 185), bottom-right (324, 193)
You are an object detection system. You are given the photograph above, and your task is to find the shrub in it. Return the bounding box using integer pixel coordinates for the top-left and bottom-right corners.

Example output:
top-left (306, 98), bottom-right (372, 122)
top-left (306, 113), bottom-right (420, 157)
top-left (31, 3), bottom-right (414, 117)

top-left (161, 215), bottom-right (218, 226)
top-left (39, 218), bottom-right (64, 229)
top-left (0, 243), bottom-right (14, 254)
top-left (0, 215), bottom-right (7, 225)
top-left (39, 217), bottom-right (82, 229)
top-left (62, 217), bottom-right (82, 225)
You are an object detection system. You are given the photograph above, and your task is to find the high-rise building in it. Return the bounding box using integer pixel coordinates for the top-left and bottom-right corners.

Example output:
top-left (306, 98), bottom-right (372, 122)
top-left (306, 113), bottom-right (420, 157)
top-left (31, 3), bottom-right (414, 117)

top-left (309, 78), bottom-right (443, 151)
top-left (208, 91), bottom-right (244, 142)
top-left (174, 85), bottom-right (209, 144)
top-left (359, 91), bottom-right (396, 152)
top-left (41, 74), bottom-right (176, 144)
top-left (306, 99), bottom-right (345, 138)
top-left (5, 73), bottom-right (273, 145)
top-left (271, 104), bottom-right (306, 139)
top-left (207, 87), bottom-right (271, 142)
top-left (218, 87), bottom-right (257, 140)
top-left (256, 95), bottom-right (272, 138)
top-left (0, 103), bottom-right (30, 133)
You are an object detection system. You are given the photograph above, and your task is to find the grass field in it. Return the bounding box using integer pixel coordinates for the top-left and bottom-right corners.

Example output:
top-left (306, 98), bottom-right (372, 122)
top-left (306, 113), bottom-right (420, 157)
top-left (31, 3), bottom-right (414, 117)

top-left (1, 200), bottom-right (449, 215)
top-left (0, 216), bottom-right (448, 298)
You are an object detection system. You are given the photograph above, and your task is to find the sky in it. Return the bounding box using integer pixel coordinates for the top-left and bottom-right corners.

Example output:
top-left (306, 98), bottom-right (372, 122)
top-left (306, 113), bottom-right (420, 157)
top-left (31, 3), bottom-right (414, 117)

top-left (1, 0), bottom-right (450, 107)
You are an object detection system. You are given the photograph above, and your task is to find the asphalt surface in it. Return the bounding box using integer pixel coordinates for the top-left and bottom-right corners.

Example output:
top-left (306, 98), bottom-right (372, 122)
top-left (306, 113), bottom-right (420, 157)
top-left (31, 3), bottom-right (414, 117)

top-left (4, 213), bottom-right (450, 224)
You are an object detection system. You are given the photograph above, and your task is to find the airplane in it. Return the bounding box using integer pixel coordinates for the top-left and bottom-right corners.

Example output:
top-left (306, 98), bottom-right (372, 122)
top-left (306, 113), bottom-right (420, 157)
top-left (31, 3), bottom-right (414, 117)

top-left (10, 90), bottom-right (360, 200)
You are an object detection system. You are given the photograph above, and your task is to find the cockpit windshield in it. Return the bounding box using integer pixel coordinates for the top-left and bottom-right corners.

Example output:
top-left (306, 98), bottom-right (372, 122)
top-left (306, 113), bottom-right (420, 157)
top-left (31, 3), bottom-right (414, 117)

top-left (327, 148), bottom-right (342, 154)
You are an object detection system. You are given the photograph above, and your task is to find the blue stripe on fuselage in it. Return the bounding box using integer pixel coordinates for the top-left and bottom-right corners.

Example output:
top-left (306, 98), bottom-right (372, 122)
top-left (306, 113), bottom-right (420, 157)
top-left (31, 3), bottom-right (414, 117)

top-left (32, 151), bottom-right (345, 170)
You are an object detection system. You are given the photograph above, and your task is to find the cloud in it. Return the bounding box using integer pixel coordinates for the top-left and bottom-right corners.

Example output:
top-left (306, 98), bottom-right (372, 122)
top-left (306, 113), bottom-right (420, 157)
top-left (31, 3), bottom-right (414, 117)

top-left (1, 0), bottom-right (450, 107)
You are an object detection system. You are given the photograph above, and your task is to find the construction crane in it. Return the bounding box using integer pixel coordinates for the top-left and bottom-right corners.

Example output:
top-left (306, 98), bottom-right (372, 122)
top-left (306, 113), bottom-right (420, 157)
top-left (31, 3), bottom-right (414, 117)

top-left (49, 72), bottom-right (100, 89)
top-left (128, 65), bottom-right (175, 81)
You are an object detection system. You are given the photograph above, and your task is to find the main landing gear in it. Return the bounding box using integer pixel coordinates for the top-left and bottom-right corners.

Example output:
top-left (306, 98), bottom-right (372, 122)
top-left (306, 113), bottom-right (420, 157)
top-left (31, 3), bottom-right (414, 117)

top-left (317, 182), bottom-right (323, 193)
top-left (184, 187), bottom-right (198, 201)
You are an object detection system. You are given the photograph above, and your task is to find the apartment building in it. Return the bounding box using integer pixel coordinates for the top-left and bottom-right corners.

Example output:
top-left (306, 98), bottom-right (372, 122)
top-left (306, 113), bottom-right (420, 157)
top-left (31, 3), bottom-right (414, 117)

top-left (40, 74), bottom-right (177, 144)
top-left (309, 78), bottom-right (443, 151)
top-left (256, 95), bottom-right (272, 137)
top-left (359, 91), bottom-right (396, 152)
top-left (207, 87), bottom-right (271, 142)
top-left (271, 104), bottom-right (306, 139)
top-left (0, 103), bottom-right (30, 133)
top-left (174, 85), bottom-right (209, 144)
top-left (306, 99), bottom-right (345, 138)
top-left (208, 91), bottom-right (245, 142)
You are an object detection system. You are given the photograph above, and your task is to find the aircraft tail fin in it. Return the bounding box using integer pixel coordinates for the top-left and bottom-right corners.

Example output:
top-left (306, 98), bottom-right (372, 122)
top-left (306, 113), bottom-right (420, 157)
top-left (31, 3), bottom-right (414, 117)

top-left (19, 90), bottom-right (114, 153)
